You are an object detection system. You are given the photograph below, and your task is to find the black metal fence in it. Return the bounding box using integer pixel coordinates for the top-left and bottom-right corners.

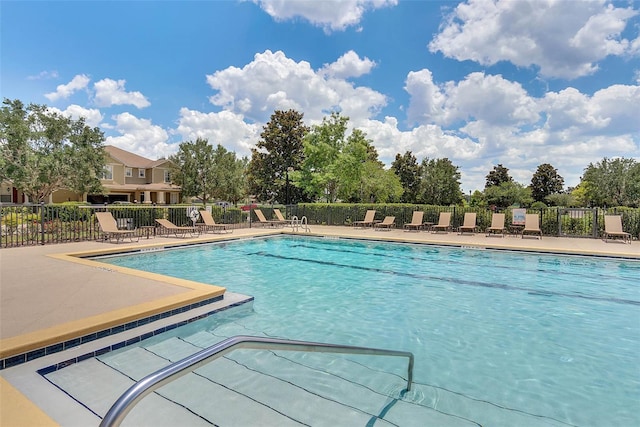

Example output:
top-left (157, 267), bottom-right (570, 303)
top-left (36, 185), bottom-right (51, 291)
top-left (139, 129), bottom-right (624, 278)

top-left (0, 204), bottom-right (249, 248)
top-left (2, 203), bottom-right (639, 248)
top-left (288, 204), bottom-right (640, 240)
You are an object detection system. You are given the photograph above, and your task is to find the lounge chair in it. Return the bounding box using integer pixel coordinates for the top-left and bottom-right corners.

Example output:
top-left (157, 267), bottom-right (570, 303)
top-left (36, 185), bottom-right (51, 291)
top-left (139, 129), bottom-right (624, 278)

top-left (274, 208), bottom-right (294, 227)
top-left (603, 215), bottom-right (631, 244)
top-left (374, 216), bottom-right (395, 230)
top-left (522, 214), bottom-right (542, 239)
top-left (254, 209), bottom-right (286, 228)
top-left (353, 210), bottom-right (376, 228)
top-left (198, 210), bottom-right (232, 234)
top-left (95, 211), bottom-right (139, 243)
top-left (431, 212), bottom-right (452, 233)
top-left (486, 213), bottom-right (505, 237)
top-left (458, 212), bottom-right (477, 234)
top-left (403, 211), bottom-right (424, 231)
top-left (155, 218), bottom-right (199, 238)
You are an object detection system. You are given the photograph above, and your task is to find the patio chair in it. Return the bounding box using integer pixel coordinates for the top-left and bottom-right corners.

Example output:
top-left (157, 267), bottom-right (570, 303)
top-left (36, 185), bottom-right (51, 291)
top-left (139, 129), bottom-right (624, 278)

top-left (486, 213), bottom-right (505, 237)
top-left (155, 218), bottom-right (199, 238)
top-left (431, 212), bottom-right (452, 233)
top-left (458, 212), bottom-right (477, 234)
top-left (254, 209), bottom-right (286, 228)
top-left (95, 211), bottom-right (139, 243)
top-left (522, 214), bottom-right (542, 239)
top-left (198, 210), bottom-right (232, 234)
top-left (603, 215), bottom-right (631, 244)
top-left (403, 211), bottom-right (424, 231)
top-left (374, 216), bottom-right (395, 230)
top-left (353, 210), bottom-right (377, 228)
top-left (274, 208), bottom-right (294, 227)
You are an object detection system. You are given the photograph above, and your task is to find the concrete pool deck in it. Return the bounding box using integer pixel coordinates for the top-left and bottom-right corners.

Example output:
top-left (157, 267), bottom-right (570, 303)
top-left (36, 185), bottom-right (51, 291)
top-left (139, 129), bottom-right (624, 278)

top-left (1, 225), bottom-right (638, 425)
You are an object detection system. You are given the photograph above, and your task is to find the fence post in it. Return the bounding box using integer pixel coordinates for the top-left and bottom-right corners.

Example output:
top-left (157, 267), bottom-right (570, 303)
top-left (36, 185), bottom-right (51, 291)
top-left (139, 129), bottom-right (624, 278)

top-left (40, 202), bottom-right (45, 245)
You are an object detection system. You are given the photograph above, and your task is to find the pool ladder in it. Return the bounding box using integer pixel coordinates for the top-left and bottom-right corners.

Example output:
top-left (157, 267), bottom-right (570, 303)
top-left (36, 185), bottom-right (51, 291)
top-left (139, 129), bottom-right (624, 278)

top-left (290, 215), bottom-right (310, 232)
top-left (100, 335), bottom-right (414, 427)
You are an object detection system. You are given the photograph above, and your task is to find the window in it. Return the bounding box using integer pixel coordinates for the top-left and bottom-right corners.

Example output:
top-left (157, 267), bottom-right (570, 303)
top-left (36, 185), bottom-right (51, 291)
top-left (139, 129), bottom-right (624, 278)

top-left (164, 170), bottom-right (171, 183)
top-left (138, 169), bottom-right (145, 178)
top-left (125, 167), bottom-right (132, 177)
top-left (102, 165), bottom-right (113, 180)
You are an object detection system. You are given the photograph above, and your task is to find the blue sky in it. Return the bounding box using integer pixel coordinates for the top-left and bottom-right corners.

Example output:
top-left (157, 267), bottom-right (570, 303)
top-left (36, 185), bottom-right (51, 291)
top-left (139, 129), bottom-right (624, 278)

top-left (2, 0), bottom-right (639, 192)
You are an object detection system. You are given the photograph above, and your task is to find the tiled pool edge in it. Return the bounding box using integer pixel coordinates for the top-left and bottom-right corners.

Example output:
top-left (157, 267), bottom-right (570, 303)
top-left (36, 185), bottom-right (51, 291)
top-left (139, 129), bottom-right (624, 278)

top-left (1, 294), bottom-right (254, 370)
top-left (34, 296), bottom-right (254, 376)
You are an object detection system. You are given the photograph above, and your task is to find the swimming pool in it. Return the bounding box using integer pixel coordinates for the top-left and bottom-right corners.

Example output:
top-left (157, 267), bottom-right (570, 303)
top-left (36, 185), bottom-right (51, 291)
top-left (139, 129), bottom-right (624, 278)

top-left (73, 236), bottom-right (640, 425)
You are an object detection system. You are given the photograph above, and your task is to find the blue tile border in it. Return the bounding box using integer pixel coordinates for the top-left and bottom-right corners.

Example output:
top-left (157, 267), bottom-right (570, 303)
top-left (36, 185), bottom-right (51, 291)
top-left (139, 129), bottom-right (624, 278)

top-left (1, 294), bottom-right (251, 370)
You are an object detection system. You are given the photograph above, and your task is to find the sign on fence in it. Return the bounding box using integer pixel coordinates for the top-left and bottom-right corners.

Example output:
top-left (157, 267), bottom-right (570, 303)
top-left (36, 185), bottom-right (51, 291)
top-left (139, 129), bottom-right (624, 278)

top-left (512, 208), bottom-right (526, 226)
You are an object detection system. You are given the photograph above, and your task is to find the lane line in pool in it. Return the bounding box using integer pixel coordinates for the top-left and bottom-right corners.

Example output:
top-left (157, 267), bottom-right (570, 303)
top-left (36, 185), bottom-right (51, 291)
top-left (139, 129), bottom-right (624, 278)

top-left (248, 251), bottom-right (640, 306)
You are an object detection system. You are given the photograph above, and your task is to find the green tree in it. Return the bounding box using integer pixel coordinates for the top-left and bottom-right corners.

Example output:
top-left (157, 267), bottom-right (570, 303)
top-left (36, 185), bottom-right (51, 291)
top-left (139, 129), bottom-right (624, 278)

top-left (418, 158), bottom-right (463, 205)
top-left (297, 112), bottom-right (348, 202)
top-left (0, 98), bottom-right (105, 202)
top-left (359, 162), bottom-right (403, 203)
top-left (580, 157), bottom-right (640, 207)
top-left (484, 181), bottom-right (533, 208)
top-left (169, 138), bottom-right (243, 205)
top-left (297, 113), bottom-right (399, 203)
top-left (485, 164), bottom-right (513, 189)
top-left (225, 155), bottom-right (249, 206)
top-left (546, 192), bottom-right (577, 207)
top-left (391, 151), bottom-right (422, 203)
top-left (247, 109), bottom-right (309, 203)
top-left (531, 163), bottom-right (564, 202)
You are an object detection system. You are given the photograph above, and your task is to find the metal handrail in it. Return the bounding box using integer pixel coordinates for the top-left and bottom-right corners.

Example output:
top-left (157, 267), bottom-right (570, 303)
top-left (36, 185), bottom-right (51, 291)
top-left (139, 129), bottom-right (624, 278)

top-left (99, 335), bottom-right (414, 427)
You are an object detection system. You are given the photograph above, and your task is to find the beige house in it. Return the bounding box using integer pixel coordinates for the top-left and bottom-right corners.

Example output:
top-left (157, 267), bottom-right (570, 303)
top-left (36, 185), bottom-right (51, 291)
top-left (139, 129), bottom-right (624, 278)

top-left (89, 145), bottom-right (181, 204)
top-left (1, 146), bottom-right (181, 204)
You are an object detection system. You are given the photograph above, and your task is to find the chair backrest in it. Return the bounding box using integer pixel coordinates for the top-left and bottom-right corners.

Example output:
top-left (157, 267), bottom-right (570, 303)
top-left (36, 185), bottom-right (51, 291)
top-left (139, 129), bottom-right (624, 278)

top-left (525, 214), bottom-right (540, 229)
top-left (381, 216), bottom-right (395, 225)
top-left (363, 210), bottom-right (376, 222)
top-left (155, 218), bottom-right (177, 228)
top-left (490, 213), bottom-right (505, 228)
top-left (95, 212), bottom-right (119, 232)
top-left (274, 209), bottom-right (286, 221)
top-left (604, 215), bottom-right (624, 233)
top-left (410, 211), bottom-right (424, 224)
top-left (254, 209), bottom-right (268, 222)
top-left (437, 212), bottom-right (451, 226)
top-left (199, 210), bottom-right (215, 225)
top-left (463, 212), bottom-right (476, 227)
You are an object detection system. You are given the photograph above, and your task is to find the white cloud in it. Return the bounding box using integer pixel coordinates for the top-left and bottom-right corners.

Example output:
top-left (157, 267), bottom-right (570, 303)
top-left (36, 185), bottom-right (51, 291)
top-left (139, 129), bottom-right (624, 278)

top-left (206, 49), bottom-right (387, 124)
top-left (44, 74), bottom-right (90, 102)
top-left (176, 108), bottom-right (260, 157)
top-left (27, 70), bottom-right (59, 80)
top-left (405, 69), bottom-right (447, 126)
top-left (48, 105), bottom-right (104, 128)
top-left (320, 50), bottom-right (376, 79)
top-left (253, 0), bottom-right (397, 32)
top-left (429, 0), bottom-right (639, 79)
top-left (93, 78), bottom-right (150, 108)
top-left (397, 67), bottom-right (639, 190)
top-left (201, 49), bottom-right (638, 191)
top-left (407, 71), bottom-right (539, 127)
top-left (105, 113), bottom-right (172, 159)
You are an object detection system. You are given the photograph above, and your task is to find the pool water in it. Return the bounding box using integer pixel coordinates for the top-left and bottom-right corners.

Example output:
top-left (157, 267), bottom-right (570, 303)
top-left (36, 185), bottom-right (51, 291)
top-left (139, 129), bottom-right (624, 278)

top-left (97, 236), bottom-right (639, 425)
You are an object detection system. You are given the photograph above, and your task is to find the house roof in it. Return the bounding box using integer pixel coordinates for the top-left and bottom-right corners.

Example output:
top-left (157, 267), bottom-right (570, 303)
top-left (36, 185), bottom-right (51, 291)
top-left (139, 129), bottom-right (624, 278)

top-left (104, 145), bottom-right (171, 168)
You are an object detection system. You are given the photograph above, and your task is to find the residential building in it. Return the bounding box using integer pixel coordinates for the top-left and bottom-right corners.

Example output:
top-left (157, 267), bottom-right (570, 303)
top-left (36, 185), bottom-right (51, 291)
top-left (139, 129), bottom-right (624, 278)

top-left (1, 145), bottom-right (181, 204)
top-left (88, 145), bottom-right (180, 204)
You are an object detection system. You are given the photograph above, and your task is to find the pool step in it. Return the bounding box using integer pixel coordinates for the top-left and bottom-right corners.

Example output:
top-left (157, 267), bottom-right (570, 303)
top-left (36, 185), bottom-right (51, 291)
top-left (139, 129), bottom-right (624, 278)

top-left (45, 334), bottom-right (481, 426)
